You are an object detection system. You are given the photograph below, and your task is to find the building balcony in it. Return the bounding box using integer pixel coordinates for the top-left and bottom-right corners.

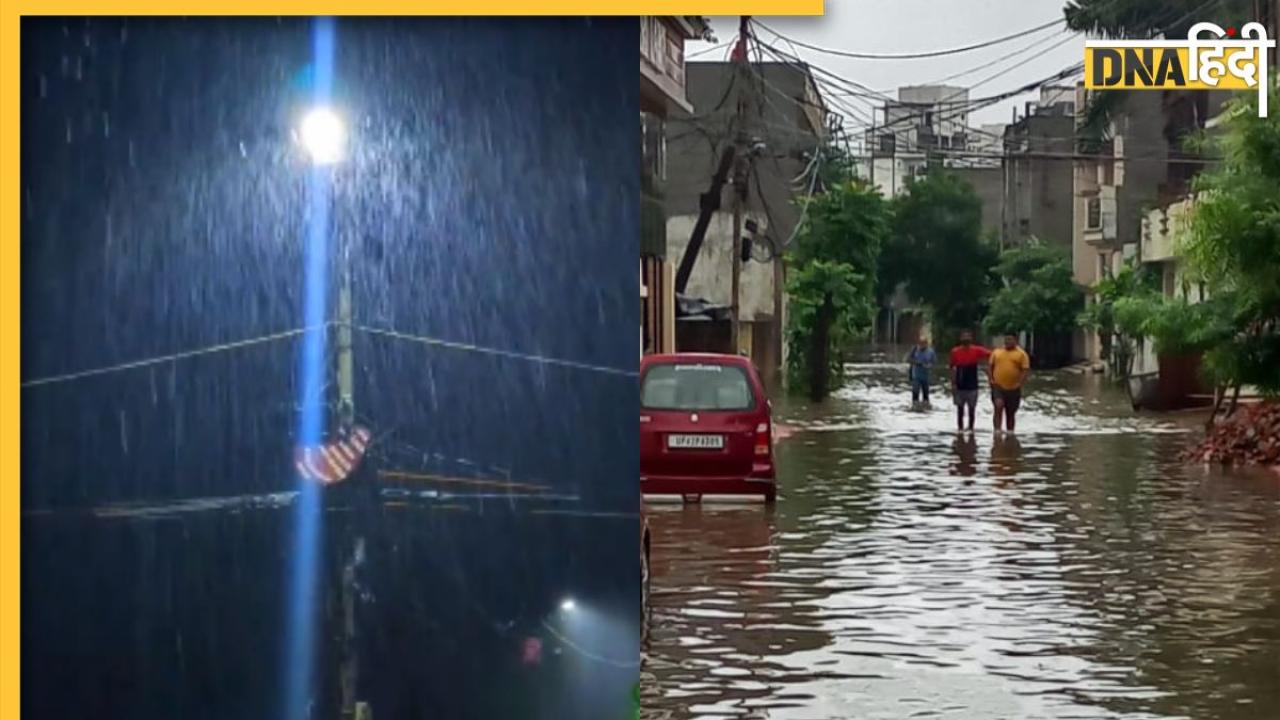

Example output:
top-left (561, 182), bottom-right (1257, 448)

top-left (640, 17), bottom-right (703, 115)
top-left (1141, 197), bottom-right (1192, 264)
top-left (1082, 186), bottom-right (1118, 248)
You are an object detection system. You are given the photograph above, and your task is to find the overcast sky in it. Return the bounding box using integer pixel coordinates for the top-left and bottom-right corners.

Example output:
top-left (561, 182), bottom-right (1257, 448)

top-left (687, 0), bottom-right (1085, 133)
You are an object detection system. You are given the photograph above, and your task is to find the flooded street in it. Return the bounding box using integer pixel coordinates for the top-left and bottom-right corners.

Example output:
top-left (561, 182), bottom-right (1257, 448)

top-left (642, 357), bottom-right (1280, 720)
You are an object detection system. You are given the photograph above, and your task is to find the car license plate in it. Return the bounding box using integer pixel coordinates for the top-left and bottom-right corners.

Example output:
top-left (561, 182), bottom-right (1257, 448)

top-left (667, 434), bottom-right (724, 450)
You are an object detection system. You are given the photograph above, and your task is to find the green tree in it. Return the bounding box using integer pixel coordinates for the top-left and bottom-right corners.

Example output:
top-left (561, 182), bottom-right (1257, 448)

top-left (879, 170), bottom-right (999, 342)
top-left (1180, 85), bottom-right (1280, 397)
top-left (1063, 0), bottom-right (1252, 41)
top-left (1077, 263), bottom-right (1159, 378)
top-left (1112, 293), bottom-right (1234, 356)
top-left (787, 178), bottom-right (891, 400)
top-left (815, 141), bottom-right (858, 190)
top-left (983, 245), bottom-right (1084, 362)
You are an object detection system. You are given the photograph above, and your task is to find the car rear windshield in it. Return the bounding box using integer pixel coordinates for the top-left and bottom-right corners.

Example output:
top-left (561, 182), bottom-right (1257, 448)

top-left (641, 363), bottom-right (755, 411)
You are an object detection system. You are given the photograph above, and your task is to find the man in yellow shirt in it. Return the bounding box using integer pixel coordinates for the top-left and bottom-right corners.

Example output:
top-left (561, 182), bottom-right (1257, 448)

top-left (988, 333), bottom-right (1031, 432)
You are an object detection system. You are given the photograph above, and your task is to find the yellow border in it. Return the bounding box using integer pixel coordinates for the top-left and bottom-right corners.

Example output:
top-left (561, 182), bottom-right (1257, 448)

top-left (2, 9), bottom-right (17, 720)
top-left (3, 3), bottom-right (822, 717)
top-left (11, 1), bottom-right (822, 13)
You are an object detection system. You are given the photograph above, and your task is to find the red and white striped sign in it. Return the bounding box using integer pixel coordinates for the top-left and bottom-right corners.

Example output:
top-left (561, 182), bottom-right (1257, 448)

top-left (295, 426), bottom-right (372, 485)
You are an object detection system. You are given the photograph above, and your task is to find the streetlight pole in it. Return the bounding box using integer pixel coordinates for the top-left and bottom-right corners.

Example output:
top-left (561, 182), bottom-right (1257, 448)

top-left (300, 105), bottom-right (370, 720)
top-left (337, 241), bottom-right (355, 430)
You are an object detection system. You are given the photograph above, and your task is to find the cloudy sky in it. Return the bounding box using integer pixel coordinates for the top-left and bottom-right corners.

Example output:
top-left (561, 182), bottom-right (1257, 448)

top-left (687, 0), bottom-right (1087, 134)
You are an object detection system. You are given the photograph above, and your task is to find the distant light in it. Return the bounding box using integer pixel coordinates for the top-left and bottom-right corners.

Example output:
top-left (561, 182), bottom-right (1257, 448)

top-left (560, 598), bottom-right (577, 612)
top-left (300, 107), bottom-right (345, 166)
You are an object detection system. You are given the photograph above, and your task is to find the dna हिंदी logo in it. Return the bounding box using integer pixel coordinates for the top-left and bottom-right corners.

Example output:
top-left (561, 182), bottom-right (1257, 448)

top-left (1085, 22), bottom-right (1277, 116)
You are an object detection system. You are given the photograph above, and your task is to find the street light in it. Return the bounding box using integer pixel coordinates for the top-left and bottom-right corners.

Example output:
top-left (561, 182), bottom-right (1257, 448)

top-left (300, 106), bottom-right (346, 166)
top-left (296, 101), bottom-right (359, 717)
top-left (560, 598), bottom-right (577, 613)
top-left (297, 105), bottom-right (355, 430)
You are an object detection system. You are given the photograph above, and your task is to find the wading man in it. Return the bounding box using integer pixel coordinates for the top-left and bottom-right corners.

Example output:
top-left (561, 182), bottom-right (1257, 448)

top-left (948, 330), bottom-right (990, 432)
top-left (905, 337), bottom-right (936, 408)
top-left (989, 333), bottom-right (1031, 433)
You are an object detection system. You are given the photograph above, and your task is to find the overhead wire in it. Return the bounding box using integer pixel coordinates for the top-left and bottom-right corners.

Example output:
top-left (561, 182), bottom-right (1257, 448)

top-left (22, 318), bottom-right (638, 390)
top-left (755, 16), bottom-right (1066, 60)
top-left (687, 40), bottom-right (732, 60)
top-left (20, 325), bottom-right (325, 389)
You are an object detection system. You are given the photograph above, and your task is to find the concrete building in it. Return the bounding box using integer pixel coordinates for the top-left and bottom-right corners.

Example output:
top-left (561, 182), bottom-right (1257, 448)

top-left (665, 61), bottom-right (827, 384)
top-left (1071, 87), bottom-right (1165, 363)
top-left (1133, 198), bottom-right (1207, 375)
top-left (1071, 85), bottom-right (1230, 364)
top-left (954, 165), bottom-right (1003, 240)
top-left (966, 122), bottom-right (1009, 170)
top-left (1002, 93), bottom-right (1075, 249)
top-left (861, 85), bottom-right (975, 196)
top-left (640, 16), bottom-right (712, 357)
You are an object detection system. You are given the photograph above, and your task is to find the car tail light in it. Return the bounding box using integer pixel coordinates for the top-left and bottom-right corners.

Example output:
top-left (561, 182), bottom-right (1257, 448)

top-left (754, 422), bottom-right (771, 456)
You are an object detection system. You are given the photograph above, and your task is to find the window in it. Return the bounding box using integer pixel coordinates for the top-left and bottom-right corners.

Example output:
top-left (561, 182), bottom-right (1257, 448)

top-left (1087, 197), bottom-right (1102, 229)
top-left (641, 363), bottom-right (755, 411)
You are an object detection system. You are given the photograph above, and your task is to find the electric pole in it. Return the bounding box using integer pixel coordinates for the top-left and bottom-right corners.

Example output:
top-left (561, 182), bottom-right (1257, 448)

top-left (335, 222), bottom-right (369, 720)
top-left (730, 15), bottom-right (751, 354)
top-left (730, 159), bottom-right (745, 353)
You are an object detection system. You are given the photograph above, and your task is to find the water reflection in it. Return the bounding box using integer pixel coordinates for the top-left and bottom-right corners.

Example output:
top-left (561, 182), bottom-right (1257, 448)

top-left (951, 433), bottom-right (978, 478)
top-left (643, 361), bottom-right (1280, 719)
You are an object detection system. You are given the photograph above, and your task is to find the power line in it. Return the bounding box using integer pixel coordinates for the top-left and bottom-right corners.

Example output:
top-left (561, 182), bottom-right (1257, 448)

top-left (843, 148), bottom-right (1222, 165)
top-left (755, 16), bottom-right (1065, 60)
top-left (21, 325), bottom-right (324, 389)
top-left (931, 28), bottom-right (1073, 86)
top-left (22, 318), bottom-right (639, 390)
top-left (756, 36), bottom-right (1085, 136)
top-left (350, 324), bottom-right (636, 378)
top-left (687, 40), bottom-right (732, 60)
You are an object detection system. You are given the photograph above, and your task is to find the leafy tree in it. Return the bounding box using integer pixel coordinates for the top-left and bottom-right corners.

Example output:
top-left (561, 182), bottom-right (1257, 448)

top-left (1063, 0), bottom-right (1252, 41)
top-left (983, 245), bottom-right (1084, 360)
top-left (814, 141), bottom-right (858, 191)
top-left (787, 178), bottom-right (891, 400)
top-left (1180, 85), bottom-right (1280, 396)
top-left (878, 170), bottom-right (999, 342)
top-left (1112, 293), bottom-right (1235, 356)
top-left (1077, 263), bottom-right (1159, 377)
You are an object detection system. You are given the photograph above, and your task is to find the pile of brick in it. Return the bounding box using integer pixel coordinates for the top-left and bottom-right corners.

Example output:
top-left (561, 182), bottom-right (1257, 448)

top-left (1185, 401), bottom-right (1280, 468)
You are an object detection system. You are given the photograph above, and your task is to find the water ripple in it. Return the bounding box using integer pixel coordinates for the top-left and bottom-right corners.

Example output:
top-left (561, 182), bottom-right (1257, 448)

top-left (643, 362), bottom-right (1280, 719)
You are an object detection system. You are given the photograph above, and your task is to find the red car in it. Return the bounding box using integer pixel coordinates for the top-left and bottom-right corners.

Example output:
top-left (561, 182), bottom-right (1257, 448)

top-left (640, 353), bottom-right (777, 503)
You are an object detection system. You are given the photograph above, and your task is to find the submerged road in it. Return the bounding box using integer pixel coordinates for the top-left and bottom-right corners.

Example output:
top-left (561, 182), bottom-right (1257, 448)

top-left (642, 357), bottom-right (1280, 720)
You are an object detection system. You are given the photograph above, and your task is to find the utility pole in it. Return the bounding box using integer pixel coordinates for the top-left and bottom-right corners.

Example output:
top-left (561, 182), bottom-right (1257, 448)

top-left (335, 227), bottom-right (370, 720)
top-left (771, 232), bottom-right (784, 387)
top-left (730, 158), bottom-right (745, 353)
top-left (729, 15), bottom-right (751, 355)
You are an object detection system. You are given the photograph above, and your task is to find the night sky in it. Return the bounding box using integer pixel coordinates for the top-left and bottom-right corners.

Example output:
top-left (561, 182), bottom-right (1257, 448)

top-left (22, 17), bottom-right (640, 719)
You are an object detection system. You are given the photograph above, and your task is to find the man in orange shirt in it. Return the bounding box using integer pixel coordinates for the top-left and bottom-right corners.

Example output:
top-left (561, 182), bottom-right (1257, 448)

top-left (988, 333), bottom-right (1031, 432)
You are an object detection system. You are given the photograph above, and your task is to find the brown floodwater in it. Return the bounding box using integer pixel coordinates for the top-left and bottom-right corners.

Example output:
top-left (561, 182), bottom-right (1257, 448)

top-left (641, 357), bottom-right (1280, 720)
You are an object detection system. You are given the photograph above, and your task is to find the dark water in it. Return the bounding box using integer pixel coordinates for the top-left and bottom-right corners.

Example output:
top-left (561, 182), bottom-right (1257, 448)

top-left (642, 359), bottom-right (1280, 720)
